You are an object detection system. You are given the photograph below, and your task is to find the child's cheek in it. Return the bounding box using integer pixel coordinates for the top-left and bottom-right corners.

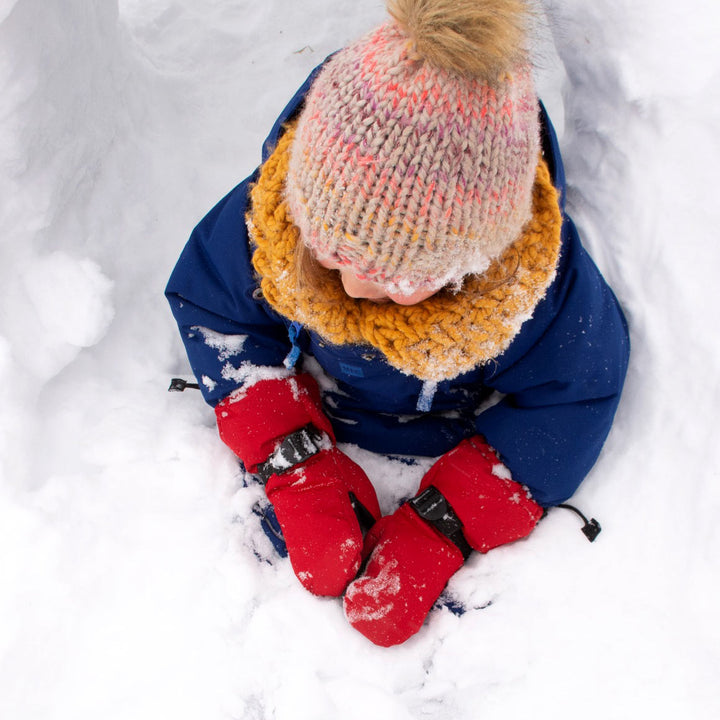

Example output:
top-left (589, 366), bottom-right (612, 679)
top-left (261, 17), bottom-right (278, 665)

top-left (386, 288), bottom-right (438, 305)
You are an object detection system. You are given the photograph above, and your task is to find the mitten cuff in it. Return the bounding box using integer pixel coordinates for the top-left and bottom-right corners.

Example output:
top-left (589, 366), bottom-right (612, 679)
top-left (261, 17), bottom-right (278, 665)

top-left (419, 436), bottom-right (543, 553)
top-left (215, 374), bottom-right (335, 470)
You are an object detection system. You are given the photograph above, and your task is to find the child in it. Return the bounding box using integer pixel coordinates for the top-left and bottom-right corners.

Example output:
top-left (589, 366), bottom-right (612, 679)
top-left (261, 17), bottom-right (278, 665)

top-left (166, 0), bottom-right (629, 647)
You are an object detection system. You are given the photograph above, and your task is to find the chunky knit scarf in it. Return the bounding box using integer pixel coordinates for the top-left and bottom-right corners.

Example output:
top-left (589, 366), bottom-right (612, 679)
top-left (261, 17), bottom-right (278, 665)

top-left (248, 127), bottom-right (562, 382)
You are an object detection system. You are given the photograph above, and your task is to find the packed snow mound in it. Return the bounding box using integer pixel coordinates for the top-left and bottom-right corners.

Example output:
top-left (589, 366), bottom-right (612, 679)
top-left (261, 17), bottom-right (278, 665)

top-left (24, 252), bottom-right (114, 346)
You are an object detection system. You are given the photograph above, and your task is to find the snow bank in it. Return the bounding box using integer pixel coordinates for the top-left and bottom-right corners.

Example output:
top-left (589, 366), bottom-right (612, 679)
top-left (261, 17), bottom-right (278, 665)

top-left (1, 1), bottom-right (719, 719)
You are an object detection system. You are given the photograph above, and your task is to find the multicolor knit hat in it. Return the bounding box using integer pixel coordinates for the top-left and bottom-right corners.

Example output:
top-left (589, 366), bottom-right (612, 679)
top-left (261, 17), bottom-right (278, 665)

top-left (286, 0), bottom-right (540, 296)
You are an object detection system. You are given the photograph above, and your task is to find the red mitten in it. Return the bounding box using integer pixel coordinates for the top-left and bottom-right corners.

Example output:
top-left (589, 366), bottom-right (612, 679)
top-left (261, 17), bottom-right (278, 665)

top-left (215, 374), bottom-right (381, 597)
top-left (417, 436), bottom-right (544, 553)
top-left (343, 503), bottom-right (464, 647)
top-left (344, 436), bottom-right (543, 646)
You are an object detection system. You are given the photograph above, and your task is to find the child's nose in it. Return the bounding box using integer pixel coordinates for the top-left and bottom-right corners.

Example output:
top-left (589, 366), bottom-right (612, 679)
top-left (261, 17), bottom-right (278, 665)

top-left (339, 270), bottom-right (388, 301)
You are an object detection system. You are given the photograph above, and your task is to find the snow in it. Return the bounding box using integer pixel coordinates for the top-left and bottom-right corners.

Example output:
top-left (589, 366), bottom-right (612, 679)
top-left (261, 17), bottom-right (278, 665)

top-left (1, 0), bottom-right (719, 718)
top-left (193, 327), bottom-right (248, 361)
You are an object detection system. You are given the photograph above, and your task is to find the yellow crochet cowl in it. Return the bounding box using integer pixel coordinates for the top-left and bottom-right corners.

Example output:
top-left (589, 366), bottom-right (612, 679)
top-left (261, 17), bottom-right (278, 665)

top-left (248, 127), bottom-right (563, 382)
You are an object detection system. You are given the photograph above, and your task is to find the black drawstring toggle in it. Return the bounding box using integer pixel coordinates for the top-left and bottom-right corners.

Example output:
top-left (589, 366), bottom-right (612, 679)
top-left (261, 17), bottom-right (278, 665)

top-left (168, 378), bottom-right (200, 392)
top-left (557, 504), bottom-right (601, 542)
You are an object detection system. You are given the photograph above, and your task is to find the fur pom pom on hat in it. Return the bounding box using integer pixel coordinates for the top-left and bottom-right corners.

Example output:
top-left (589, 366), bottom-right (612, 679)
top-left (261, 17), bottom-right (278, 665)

top-left (286, 0), bottom-right (540, 296)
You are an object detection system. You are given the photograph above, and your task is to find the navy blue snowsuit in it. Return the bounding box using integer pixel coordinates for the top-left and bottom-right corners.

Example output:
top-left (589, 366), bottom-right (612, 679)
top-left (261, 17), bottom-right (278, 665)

top-left (166, 62), bottom-right (630, 508)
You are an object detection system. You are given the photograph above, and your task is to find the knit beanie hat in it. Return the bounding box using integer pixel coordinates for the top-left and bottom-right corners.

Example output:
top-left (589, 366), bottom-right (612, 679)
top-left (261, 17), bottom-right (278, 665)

top-left (286, 0), bottom-right (540, 296)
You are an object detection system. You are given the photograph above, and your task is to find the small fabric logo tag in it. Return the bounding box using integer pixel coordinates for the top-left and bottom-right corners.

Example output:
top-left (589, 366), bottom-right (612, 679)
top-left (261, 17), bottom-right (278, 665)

top-left (339, 362), bottom-right (365, 378)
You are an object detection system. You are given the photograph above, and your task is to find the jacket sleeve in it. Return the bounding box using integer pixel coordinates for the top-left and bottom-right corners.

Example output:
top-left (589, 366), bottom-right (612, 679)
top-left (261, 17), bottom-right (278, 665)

top-left (164, 61), bottom-right (332, 407)
top-left (165, 174), bottom-right (292, 406)
top-left (474, 216), bottom-right (630, 507)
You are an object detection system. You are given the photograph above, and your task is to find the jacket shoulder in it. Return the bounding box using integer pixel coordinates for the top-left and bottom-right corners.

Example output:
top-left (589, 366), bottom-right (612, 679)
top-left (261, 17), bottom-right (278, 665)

top-left (486, 213), bottom-right (630, 401)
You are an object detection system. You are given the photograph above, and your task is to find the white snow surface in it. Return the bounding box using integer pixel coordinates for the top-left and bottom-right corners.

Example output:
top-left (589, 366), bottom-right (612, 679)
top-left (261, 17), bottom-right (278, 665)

top-left (2, 1), bottom-right (720, 718)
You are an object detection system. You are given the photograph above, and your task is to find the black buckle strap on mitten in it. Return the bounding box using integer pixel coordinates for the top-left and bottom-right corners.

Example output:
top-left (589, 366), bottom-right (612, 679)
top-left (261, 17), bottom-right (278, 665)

top-left (255, 425), bottom-right (378, 534)
top-left (408, 485), bottom-right (473, 560)
top-left (255, 424), bottom-right (326, 483)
